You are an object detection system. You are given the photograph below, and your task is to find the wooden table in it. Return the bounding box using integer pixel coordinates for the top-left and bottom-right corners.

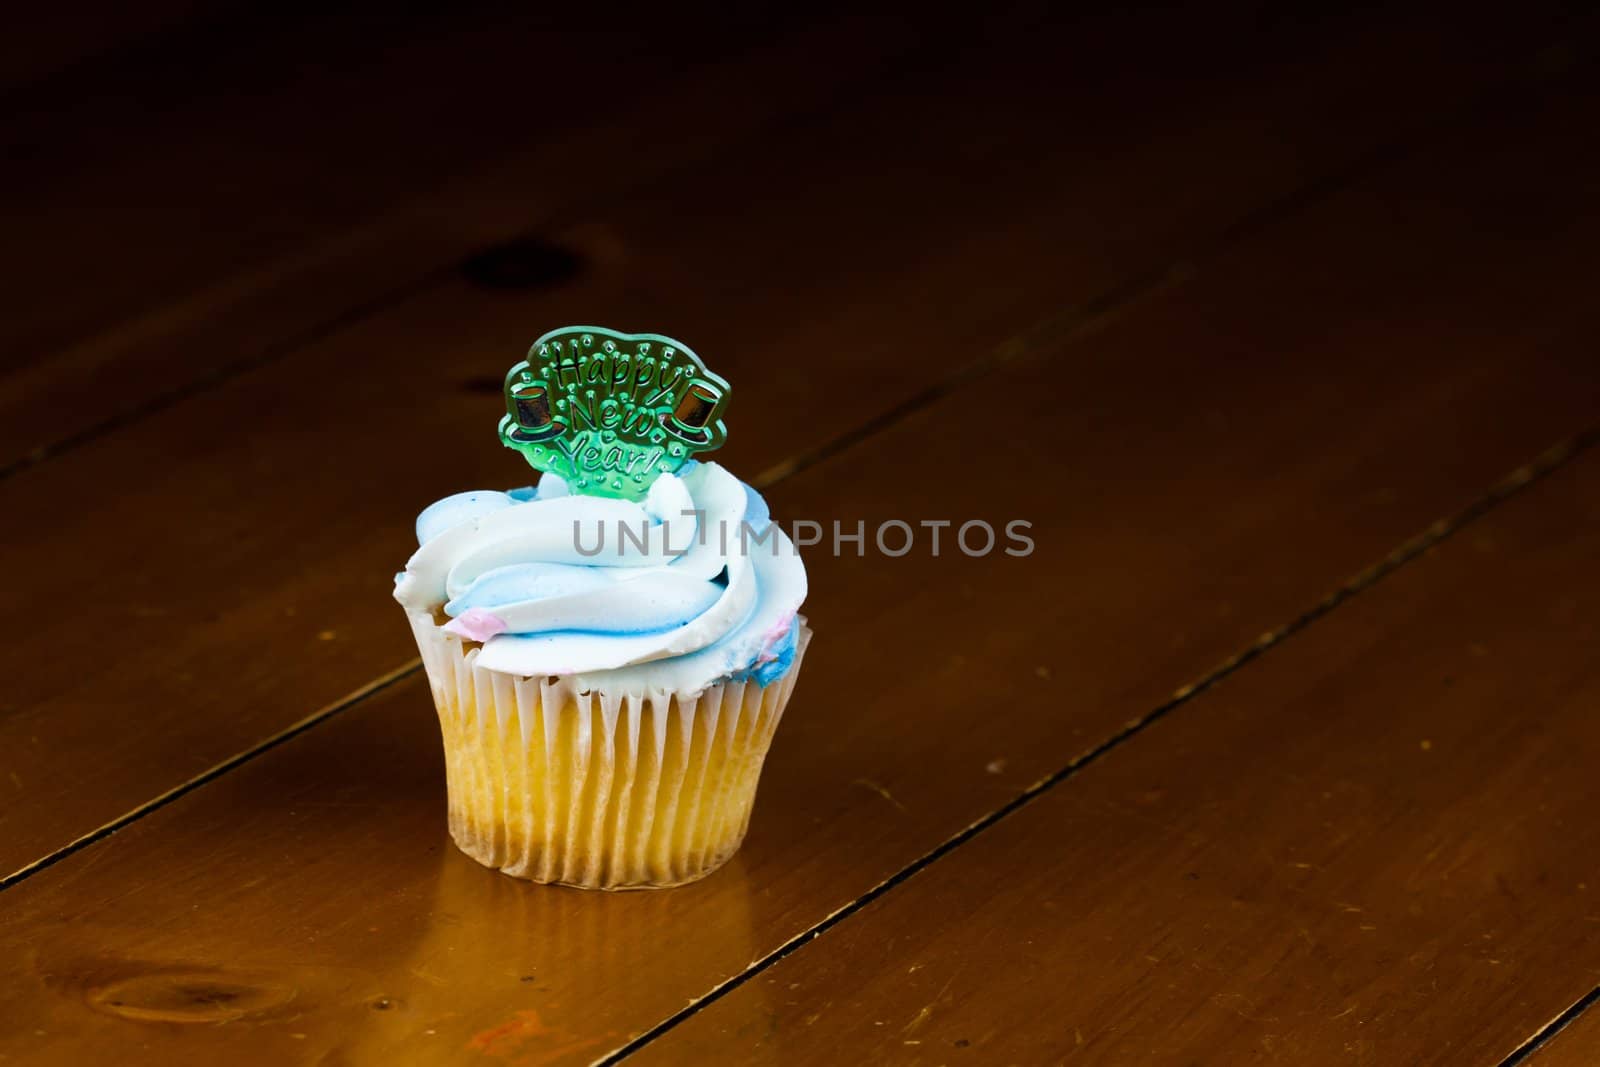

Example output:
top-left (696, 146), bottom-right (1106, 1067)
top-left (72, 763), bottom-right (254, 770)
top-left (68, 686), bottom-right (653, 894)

top-left (4, 5), bottom-right (1600, 1064)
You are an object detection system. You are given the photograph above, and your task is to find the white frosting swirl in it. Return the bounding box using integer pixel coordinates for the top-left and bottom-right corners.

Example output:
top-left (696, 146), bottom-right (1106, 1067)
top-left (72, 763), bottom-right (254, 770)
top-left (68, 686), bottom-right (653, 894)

top-left (393, 462), bottom-right (806, 694)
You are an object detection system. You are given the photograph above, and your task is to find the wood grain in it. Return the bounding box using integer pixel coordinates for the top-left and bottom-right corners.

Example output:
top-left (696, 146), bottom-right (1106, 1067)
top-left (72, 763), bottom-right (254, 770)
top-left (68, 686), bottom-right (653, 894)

top-left (631, 435), bottom-right (1600, 1067)
top-left (0, 4), bottom-right (1569, 472)
top-left (0, 5), bottom-right (1559, 877)
top-left (2, 51), bottom-right (1599, 1064)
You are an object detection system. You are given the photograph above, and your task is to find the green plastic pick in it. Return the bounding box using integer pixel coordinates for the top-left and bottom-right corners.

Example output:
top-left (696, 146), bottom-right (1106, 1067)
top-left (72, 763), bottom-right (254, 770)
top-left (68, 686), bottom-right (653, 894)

top-left (498, 327), bottom-right (731, 501)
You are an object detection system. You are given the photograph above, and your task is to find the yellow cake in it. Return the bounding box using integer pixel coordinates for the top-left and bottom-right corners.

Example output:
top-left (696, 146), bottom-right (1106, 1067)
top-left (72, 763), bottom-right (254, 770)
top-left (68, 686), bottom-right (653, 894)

top-left (411, 612), bottom-right (808, 888)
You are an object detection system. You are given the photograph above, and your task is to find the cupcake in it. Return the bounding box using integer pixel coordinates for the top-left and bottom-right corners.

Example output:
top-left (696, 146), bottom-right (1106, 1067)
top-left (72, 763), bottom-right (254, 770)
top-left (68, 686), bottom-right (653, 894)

top-left (393, 327), bottom-right (809, 889)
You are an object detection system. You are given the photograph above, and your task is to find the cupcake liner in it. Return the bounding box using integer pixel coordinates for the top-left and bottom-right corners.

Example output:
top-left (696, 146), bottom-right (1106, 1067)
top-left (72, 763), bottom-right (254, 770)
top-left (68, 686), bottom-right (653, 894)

top-left (407, 611), bottom-right (809, 889)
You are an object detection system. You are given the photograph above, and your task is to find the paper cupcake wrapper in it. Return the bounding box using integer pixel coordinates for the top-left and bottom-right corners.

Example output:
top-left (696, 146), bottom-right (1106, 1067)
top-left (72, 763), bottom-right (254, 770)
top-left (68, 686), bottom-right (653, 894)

top-left (407, 612), bottom-right (809, 889)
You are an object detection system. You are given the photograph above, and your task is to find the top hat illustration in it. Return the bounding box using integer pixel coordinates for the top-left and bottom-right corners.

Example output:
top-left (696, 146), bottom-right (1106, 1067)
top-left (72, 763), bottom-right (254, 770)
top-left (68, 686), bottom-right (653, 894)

top-left (662, 381), bottom-right (725, 446)
top-left (505, 380), bottom-right (565, 443)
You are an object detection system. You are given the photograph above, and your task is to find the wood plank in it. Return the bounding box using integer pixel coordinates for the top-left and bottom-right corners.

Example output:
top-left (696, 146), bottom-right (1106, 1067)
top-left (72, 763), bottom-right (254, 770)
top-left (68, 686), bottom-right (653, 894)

top-left (0, 4), bottom-right (914, 468)
top-left (3, 47), bottom-right (1599, 1065)
top-left (0, 6), bottom-right (1546, 877)
top-left (631, 438), bottom-right (1600, 1067)
top-left (0, 4), bottom-right (1568, 473)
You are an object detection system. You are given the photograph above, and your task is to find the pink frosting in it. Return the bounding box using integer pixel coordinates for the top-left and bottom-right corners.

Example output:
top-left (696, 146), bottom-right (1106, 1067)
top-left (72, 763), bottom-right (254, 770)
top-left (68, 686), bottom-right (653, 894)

top-left (444, 608), bottom-right (510, 642)
top-left (755, 612), bottom-right (797, 663)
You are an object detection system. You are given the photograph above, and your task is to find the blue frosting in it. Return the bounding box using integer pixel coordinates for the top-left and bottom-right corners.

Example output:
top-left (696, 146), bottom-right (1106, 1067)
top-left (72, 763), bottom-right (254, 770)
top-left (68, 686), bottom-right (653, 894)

top-left (447, 562), bottom-right (723, 636)
top-left (742, 482), bottom-right (771, 533)
top-left (404, 463), bottom-right (805, 687)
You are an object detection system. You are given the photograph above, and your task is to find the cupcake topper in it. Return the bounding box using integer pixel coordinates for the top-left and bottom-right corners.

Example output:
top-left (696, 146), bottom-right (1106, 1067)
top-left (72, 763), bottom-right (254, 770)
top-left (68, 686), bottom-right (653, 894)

top-left (499, 327), bottom-right (731, 500)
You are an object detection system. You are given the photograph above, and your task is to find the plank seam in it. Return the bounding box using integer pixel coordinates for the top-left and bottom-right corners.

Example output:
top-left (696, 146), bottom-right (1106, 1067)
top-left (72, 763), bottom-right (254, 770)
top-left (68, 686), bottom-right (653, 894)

top-left (595, 427), bottom-right (1600, 1066)
top-left (0, 271), bottom-right (450, 483)
top-left (0, 660), bottom-right (422, 891)
top-left (1497, 983), bottom-right (1600, 1065)
top-left (752, 33), bottom-right (1581, 489)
